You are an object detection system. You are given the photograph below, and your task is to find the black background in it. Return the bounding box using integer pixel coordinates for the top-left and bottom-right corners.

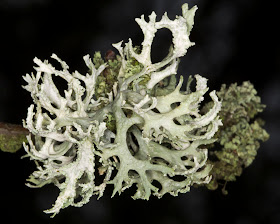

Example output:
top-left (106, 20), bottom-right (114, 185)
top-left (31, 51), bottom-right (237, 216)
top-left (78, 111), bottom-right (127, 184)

top-left (0, 0), bottom-right (279, 223)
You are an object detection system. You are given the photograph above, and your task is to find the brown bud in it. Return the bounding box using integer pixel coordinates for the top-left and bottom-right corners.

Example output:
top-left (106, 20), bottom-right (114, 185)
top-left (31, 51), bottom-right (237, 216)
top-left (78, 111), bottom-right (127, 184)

top-left (105, 50), bottom-right (116, 61)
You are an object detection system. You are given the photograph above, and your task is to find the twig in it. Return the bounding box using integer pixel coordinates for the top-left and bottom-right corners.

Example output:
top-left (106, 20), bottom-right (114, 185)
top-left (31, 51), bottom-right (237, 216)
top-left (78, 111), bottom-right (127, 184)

top-left (0, 122), bottom-right (29, 153)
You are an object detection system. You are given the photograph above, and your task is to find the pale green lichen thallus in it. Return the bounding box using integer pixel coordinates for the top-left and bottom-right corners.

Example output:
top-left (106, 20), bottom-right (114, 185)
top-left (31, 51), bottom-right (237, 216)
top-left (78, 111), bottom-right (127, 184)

top-left (21, 2), bottom-right (268, 217)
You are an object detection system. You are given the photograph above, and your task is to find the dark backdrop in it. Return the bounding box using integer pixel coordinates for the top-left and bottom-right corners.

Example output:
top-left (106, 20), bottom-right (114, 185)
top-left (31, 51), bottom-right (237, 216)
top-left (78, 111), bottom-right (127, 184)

top-left (0, 0), bottom-right (279, 223)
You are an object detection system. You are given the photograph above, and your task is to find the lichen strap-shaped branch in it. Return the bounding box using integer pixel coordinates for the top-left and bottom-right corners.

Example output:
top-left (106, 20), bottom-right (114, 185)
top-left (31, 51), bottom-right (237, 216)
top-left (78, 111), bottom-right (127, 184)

top-left (114, 3), bottom-right (197, 91)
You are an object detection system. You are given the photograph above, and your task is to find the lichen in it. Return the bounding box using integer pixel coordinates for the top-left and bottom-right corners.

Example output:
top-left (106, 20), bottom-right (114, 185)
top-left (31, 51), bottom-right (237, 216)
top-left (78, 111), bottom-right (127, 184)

top-left (20, 2), bottom-right (269, 217)
top-left (203, 81), bottom-right (269, 193)
top-left (21, 3), bottom-right (224, 216)
top-left (0, 134), bottom-right (27, 153)
top-left (94, 51), bottom-right (121, 99)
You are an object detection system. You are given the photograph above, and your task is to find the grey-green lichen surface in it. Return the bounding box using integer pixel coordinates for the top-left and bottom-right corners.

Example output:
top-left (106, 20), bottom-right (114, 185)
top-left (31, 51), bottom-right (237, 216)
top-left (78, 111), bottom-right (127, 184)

top-left (22, 3), bottom-right (223, 216)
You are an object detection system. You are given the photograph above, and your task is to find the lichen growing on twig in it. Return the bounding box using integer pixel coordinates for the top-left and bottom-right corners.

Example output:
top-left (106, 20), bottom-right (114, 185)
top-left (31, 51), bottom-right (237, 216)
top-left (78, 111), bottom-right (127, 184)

top-left (17, 2), bottom-right (269, 217)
